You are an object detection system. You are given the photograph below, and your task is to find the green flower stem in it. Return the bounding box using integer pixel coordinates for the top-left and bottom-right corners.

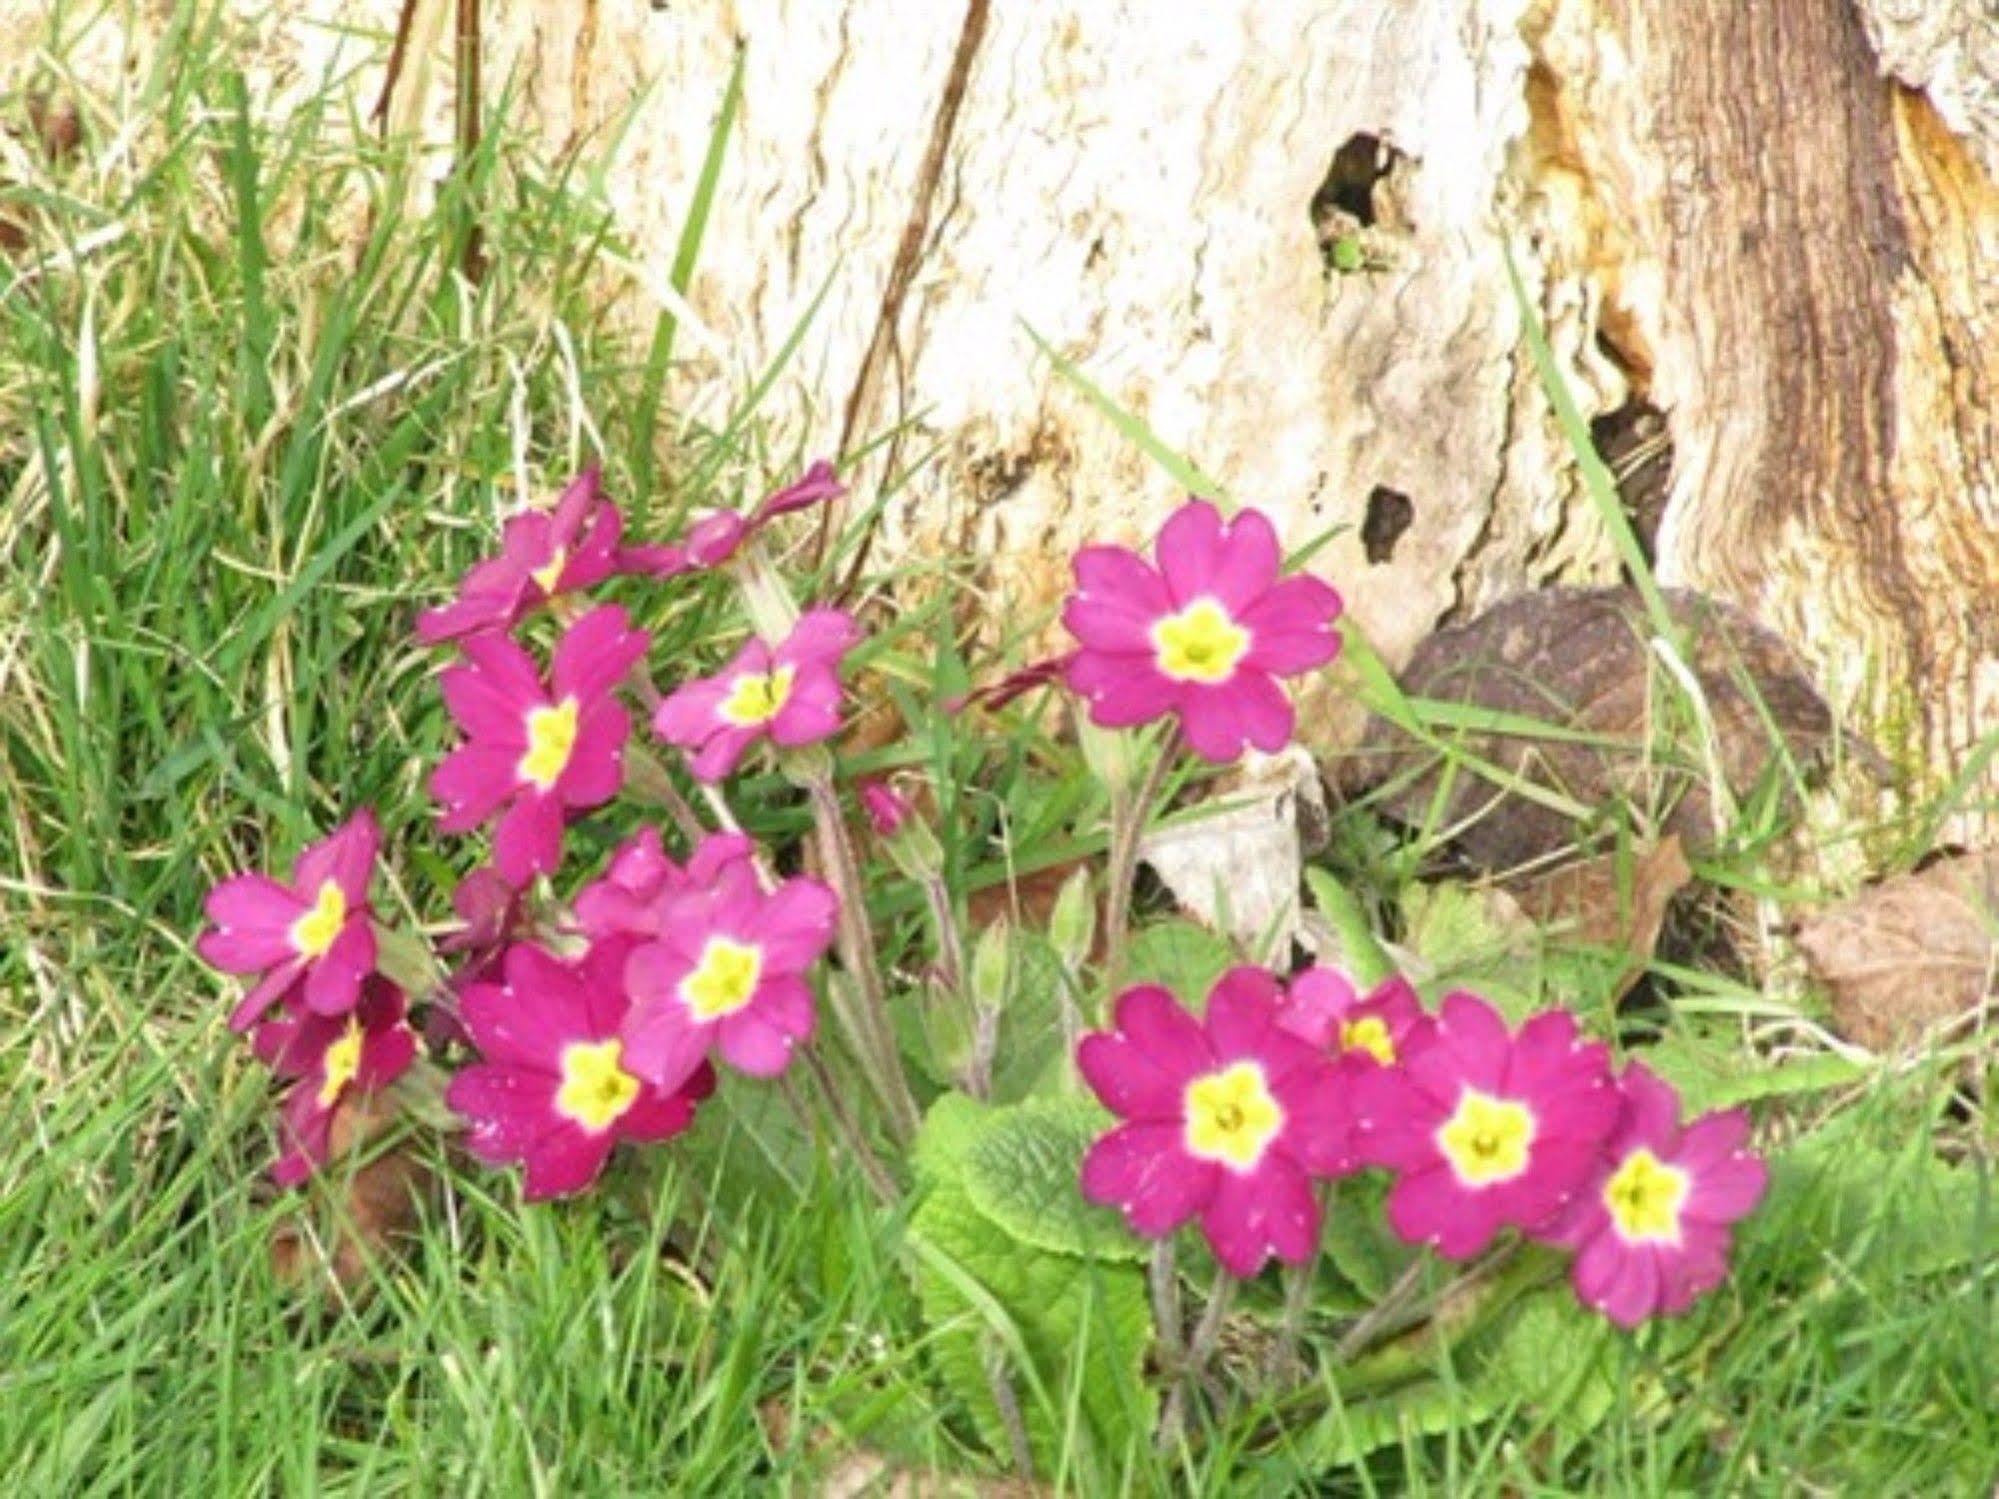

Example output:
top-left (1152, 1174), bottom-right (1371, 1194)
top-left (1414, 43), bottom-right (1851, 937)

top-left (1157, 1271), bottom-right (1236, 1453)
top-left (1150, 1238), bottom-right (1185, 1369)
top-left (1269, 1182), bottom-right (1334, 1382)
top-left (621, 739), bottom-right (710, 847)
top-left (1103, 730), bottom-right (1179, 992)
top-left (787, 1058), bottom-right (897, 1205)
top-left (919, 871), bottom-right (967, 995)
top-left (805, 771), bottom-right (921, 1143)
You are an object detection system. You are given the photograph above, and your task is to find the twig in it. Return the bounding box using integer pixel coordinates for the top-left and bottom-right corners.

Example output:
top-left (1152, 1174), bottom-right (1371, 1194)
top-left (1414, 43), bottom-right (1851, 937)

top-left (819, 0), bottom-right (992, 584)
top-left (452, 0), bottom-right (485, 284)
top-left (370, 0), bottom-right (423, 133)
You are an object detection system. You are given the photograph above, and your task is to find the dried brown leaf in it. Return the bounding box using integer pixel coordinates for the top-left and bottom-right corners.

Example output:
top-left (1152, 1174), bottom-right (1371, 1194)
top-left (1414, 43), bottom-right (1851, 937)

top-left (1361, 587), bottom-right (1841, 870)
top-left (269, 1091), bottom-right (434, 1302)
top-left (1793, 852), bottom-right (1999, 1051)
top-left (1509, 834), bottom-right (1693, 1000)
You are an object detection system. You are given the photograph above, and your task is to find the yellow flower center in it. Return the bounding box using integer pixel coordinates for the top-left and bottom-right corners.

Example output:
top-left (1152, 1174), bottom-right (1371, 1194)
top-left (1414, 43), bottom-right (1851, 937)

top-left (1151, 598), bottom-right (1250, 684)
top-left (1437, 1089), bottom-right (1536, 1186)
top-left (317, 1018), bottom-right (365, 1108)
top-left (554, 1038), bottom-right (642, 1132)
top-left (518, 697), bottom-right (581, 790)
top-left (1339, 1015), bottom-right (1397, 1066)
top-left (718, 666), bottom-right (797, 727)
top-left (291, 881), bottom-right (348, 959)
top-left (530, 546), bottom-right (568, 594)
top-left (1183, 1061), bottom-right (1285, 1170)
top-left (679, 937), bottom-right (765, 1020)
top-left (1603, 1148), bottom-right (1690, 1244)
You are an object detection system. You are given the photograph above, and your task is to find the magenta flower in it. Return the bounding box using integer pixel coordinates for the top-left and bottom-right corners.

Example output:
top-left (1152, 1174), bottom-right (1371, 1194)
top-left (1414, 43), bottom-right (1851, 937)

top-left (1277, 966), bottom-right (1429, 1072)
top-left (571, 828), bottom-right (756, 944)
top-left (446, 941), bottom-right (714, 1200)
top-left (199, 809), bottom-right (381, 1032)
top-left (620, 857), bottom-right (838, 1091)
top-left (651, 608), bottom-right (859, 782)
top-left (1062, 498), bottom-right (1342, 763)
top-left (431, 604), bottom-right (650, 885)
top-left (1077, 968), bottom-right (1356, 1277)
top-left (416, 469), bottom-right (625, 644)
top-left (1540, 1062), bottom-right (1768, 1327)
top-left (858, 780), bottom-right (913, 837)
top-left (947, 653), bottom-right (1076, 715)
top-left (1353, 992), bottom-right (1620, 1259)
top-left (620, 460), bottom-right (847, 578)
top-left (253, 975), bottom-right (418, 1185)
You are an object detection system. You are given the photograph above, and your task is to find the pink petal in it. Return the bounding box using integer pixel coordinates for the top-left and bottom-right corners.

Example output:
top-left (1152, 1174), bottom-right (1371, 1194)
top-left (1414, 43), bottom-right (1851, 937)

top-left (1610, 1059), bottom-right (1684, 1144)
top-left (1239, 575), bottom-right (1343, 673)
top-left (493, 793), bottom-right (565, 886)
top-left (548, 466), bottom-right (603, 540)
top-left (688, 726), bottom-right (760, 783)
top-left (1201, 1155), bottom-right (1319, 1275)
top-left (1065, 649), bottom-right (1177, 728)
top-left (459, 629), bottom-right (548, 704)
top-left (1272, 1062), bottom-right (1358, 1177)
top-left (617, 1085), bottom-right (702, 1143)
top-left (1675, 1108), bottom-right (1754, 1174)
top-left (1594, 1241), bottom-right (1665, 1327)
top-left (753, 459), bottom-right (845, 522)
top-left (552, 604), bottom-right (649, 702)
top-left (1080, 1122), bottom-right (1215, 1235)
top-left (1063, 545), bottom-right (1173, 651)
top-left (300, 922), bottom-right (375, 1015)
top-left (228, 962), bottom-right (305, 1032)
top-left (620, 998), bottom-right (714, 1094)
top-left (1199, 507), bottom-right (1282, 613)
top-left (1176, 673), bottom-right (1294, 763)
top-left (768, 667), bottom-right (845, 747)
top-left (1388, 1166), bottom-right (1504, 1259)
top-left (652, 675), bottom-right (734, 748)
top-left (559, 701), bottom-right (630, 807)
top-left (442, 661), bottom-right (533, 743)
top-left (1155, 499), bottom-right (1228, 604)
top-left (1276, 964), bottom-right (1359, 1048)
top-left (1075, 986), bottom-right (1212, 1119)
top-left (714, 1006), bottom-right (805, 1076)
top-left (1683, 1149), bottom-right (1768, 1226)
top-left (355, 1023), bottom-right (419, 1091)
top-left (752, 879), bottom-right (839, 969)
top-left (560, 501), bottom-right (623, 591)
top-left (431, 745), bottom-right (521, 832)
top-left (448, 1064), bottom-right (564, 1154)
top-left (684, 511), bottom-right (747, 566)
top-left (292, 810), bottom-right (380, 900)
top-left (1202, 966), bottom-right (1284, 1053)
top-left (521, 1128), bottom-right (616, 1200)
top-left (778, 608), bottom-right (860, 669)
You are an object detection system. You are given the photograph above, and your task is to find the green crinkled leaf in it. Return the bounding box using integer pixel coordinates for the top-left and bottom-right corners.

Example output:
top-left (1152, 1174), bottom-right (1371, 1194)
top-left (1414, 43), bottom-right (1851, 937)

top-left (1476, 1287), bottom-right (1619, 1439)
top-left (1397, 882), bottom-right (1542, 1022)
top-left (1124, 920), bottom-right (1238, 1005)
top-left (1291, 1376), bottom-right (1501, 1467)
top-left (990, 932), bottom-right (1071, 1104)
top-left (1321, 1175), bottom-right (1421, 1302)
top-left (1748, 1120), bottom-right (1994, 1280)
top-left (914, 1091), bottom-right (991, 1185)
top-left (960, 1097), bottom-right (1146, 1264)
top-left (1640, 1031), bottom-right (1867, 1114)
top-left (908, 1177), bottom-right (1156, 1475)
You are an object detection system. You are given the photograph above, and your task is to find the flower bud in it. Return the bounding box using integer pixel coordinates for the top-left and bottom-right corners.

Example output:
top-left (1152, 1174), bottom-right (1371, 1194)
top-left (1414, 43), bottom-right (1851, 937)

top-left (969, 917), bottom-right (1014, 1017)
top-left (1049, 866), bottom-right (1096, 973)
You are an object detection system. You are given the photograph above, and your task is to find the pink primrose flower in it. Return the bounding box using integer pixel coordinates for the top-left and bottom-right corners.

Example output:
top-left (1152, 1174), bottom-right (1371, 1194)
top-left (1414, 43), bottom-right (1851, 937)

top-left (430, 604), bottom-right (649, 885)
top-left (651, 608), bottom-right (858, 782)
top-left (1077, 967), bottom-right (1357, 1277)
top-left (1540, 1061), bottom-right (1768, 1327)
top-left (1352, 992), bottom-right (1620, 1260)
top-left (1276, 966), bottom-right (1430, 1073)
top-left (618, 460), bottom-right (846, 578)
top-left (571, 829), bottom-right (758, 944)
top-left (446, 941), bottom-right (714, 1200)
top-left (253, 974), bottom-right (418, 1186)
top-left (416, 469), bottom-right (625, 644)
top-left (1062, 498), bottom-right (1342, 763)
top-left (620, 856), bottom-right (838, 1091)
top-left (200, 809), bottom-right (381, 1032)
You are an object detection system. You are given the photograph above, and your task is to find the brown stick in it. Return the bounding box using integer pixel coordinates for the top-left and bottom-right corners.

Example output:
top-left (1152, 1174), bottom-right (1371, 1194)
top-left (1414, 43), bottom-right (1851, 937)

top-left (452, 0), bottom-right (486, 283)
top-left (817, 0), bottom-right (991, 581)
top-left (370, 0), bottom-right (424, 133)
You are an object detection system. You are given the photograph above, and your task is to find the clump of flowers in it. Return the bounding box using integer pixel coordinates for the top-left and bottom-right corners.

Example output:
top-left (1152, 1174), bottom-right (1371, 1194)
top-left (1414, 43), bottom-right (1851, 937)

top-left (195, 468), bottom-right (1772, 1470)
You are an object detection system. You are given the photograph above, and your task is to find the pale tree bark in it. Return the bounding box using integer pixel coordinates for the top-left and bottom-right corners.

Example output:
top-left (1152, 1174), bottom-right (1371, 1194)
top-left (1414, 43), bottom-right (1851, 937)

top-left (17, 0), bottom-right (1999, 828)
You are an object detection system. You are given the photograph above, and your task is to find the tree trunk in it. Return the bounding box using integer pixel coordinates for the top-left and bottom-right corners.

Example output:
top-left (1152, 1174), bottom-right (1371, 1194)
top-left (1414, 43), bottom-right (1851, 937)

top-left (38, 0), bottom-right (1999, 825)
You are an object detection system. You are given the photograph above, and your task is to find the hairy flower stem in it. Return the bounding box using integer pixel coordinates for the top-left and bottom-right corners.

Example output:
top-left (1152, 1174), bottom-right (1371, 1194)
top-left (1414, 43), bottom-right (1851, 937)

top-left (621, 740), bottom-right (709, 846)
top-left (1157, 1274), bottom-right (1235, 1454)
top-left (1333, 1256), bottom-right (1430, 1363)
top-left (372, 921), bottom-right (445, 1001)
top-left (1150, 1239), bottom-right (1185, 1369)
top-left (790, 1057), bottom-right (897, 1205)
top-left (1103, 733), bottom-right (1179, 991)
top-left (920, 873), bottom-right (967, 994)
top-left (1268, 1184), bottom-right (1333, 1382)
top-left (806, 773), bottom-right (920, 1142)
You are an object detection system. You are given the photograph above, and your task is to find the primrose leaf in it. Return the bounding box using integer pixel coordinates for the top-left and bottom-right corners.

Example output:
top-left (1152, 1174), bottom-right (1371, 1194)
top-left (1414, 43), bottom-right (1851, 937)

top-left (960, 1097), bottom-right (1147, 1264)
top-left (1124, 920), bottom-right (1237, 1006)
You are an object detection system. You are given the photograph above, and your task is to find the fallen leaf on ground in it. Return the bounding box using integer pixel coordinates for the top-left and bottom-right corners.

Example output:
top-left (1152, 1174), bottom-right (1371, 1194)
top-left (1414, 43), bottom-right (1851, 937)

top-left (1139, 744), bottom-right (1326, 960)
top-left (1508, 835), bottom-right (1692, 1001)
top-left (1792, 852), bottom-right (1999, 1051)
top-left (1360, 587), bottom-right (1841, 871)
top-left (269, 1089), bottom-right (434, 1302)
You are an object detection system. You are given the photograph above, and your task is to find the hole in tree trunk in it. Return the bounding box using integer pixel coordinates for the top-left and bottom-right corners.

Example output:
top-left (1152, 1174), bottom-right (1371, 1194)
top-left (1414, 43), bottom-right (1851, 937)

top-left (1361, 485), bottom-right (1414, 564)
top-left (1589, 397), bottom-right (1673, 564)
top-left (1313, 133), bottom-right (1395, 227)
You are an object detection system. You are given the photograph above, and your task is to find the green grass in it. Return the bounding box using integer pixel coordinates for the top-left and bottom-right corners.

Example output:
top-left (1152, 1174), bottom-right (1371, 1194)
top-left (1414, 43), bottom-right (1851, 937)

top-left (3, 7), bottom-right (1994, 1493)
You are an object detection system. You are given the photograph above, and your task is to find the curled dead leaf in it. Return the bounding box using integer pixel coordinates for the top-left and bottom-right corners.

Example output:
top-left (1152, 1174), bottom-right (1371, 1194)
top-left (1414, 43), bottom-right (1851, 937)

top-left (1360, 587), bottom-right (1842, 871)
top-left (269, 1089), bottom-right (434, 1302)
top-left (1508, 835), bottom-right (1693, 1002)
top-left (1793, 852), bottom-right (1999, 1052)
